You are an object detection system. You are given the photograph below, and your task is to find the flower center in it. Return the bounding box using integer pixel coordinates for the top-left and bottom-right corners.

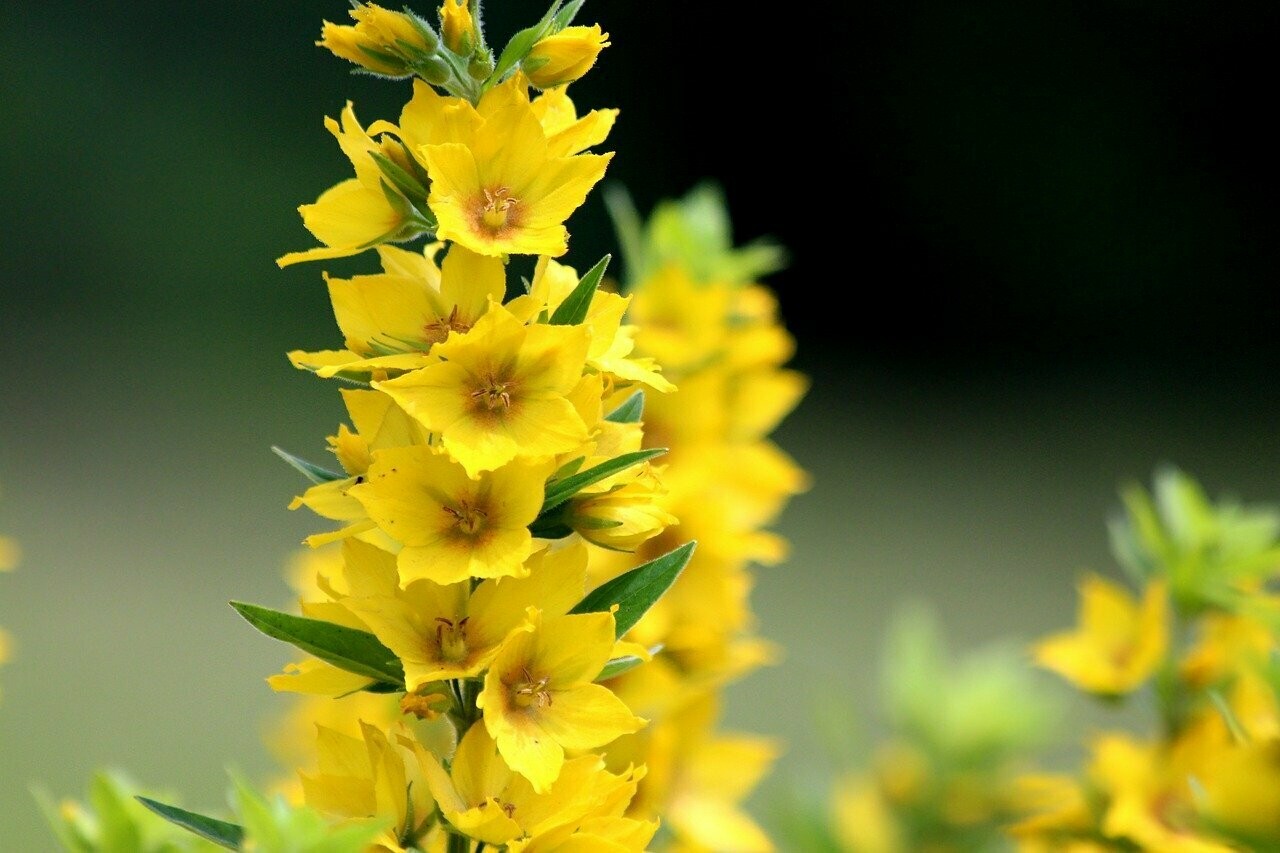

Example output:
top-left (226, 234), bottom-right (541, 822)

top-left (444, 501), bottom-right (486, 536)
top-left (480, 186), bottom-right (518, 233)
top-left (434, 616), bottom-right (469, 662)
top-left (512, 667), bottom-right (553, 709)
top-left (422, 305), bottom-right (471, 346)
top-left (470, 375), bottom-right (512, 411)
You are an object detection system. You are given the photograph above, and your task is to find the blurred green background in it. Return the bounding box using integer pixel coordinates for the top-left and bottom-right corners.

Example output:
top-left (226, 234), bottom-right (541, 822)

top-left (2, 0), bottom-right (1279, 846)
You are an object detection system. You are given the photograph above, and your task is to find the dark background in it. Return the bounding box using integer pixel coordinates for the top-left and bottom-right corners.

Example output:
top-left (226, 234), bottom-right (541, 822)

top-left (2, 0), bottom-right (1278, 845)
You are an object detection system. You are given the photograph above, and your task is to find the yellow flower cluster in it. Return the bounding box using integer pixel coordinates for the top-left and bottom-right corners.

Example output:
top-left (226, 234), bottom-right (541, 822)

top-left (239, 4), bottom-right (801, 851)
top-left (1014, 468), bottom-right (1280, 851)
top-left (561, 185), bottom-right (810, 851)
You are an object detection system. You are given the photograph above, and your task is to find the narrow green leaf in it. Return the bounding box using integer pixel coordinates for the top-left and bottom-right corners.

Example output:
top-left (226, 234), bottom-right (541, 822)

top-left (548, 254), bottom-right (610, 326)
top-left (271, 446), bottom-right (343, 485)
top-left (596, 644), bottom-right (662, 681)
top-left (135, 798), bottom-right (243, 850)
top-left (230, 602), bottom-right (405, 688)
top-left (603, 183), bottom-right (647, 287)
top-left (540, 448), bottom-right (665, 514)
top-left (552, 0), bottom-right (588, 29)
top-left (489, 3), bottom-right (558, 83)
top-left (570, 541), bottom-right (696, 637)
top-left (605, 391), bottom-right (645, 423)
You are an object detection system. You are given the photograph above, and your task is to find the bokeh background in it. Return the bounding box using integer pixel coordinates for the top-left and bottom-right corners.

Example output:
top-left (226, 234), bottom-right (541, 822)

top-left (2, 0), bottom-right (1279, 845)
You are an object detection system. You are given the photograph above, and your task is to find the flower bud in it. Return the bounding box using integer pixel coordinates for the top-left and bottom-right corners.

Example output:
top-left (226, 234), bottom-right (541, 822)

top-left (523, 25), bottom-right (609, 89)
top-left (440, 0), bottom-right (476, 55)
top-left (351, 4), bottom-right (436, 55)
top-left (318, 21), bottom-right (409, 77)
top-left (318, 4), bottom-right (440, 78)
top-left (566, 467), bottom-right (677, 551)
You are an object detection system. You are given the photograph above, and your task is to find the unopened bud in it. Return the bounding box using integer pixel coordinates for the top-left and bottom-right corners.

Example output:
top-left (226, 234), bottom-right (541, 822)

top-left (317, 21), bottom-right (409, 77)
top-left (440, 0), bottom-right (476, 55)
top-left (523, 25), bottom-right (609, 89)
top-left (417, 55), bottom-right (452, 86)
top-left (468, 51), bottom-right (495, 80)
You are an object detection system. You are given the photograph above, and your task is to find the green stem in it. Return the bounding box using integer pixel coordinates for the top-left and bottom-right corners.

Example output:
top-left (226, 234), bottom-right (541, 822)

top-left (446, 831), bottom-right (471, 853)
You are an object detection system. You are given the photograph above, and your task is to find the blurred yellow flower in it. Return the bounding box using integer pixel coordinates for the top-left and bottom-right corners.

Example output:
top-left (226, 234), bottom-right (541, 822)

top-left (1033, 575), bottom-right (1168, 695)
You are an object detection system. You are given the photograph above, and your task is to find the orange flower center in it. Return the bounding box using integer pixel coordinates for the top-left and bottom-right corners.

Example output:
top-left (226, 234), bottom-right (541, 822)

top-left (513, 667), bottom-right (553, 708)
top-left (445, 501), bottom-right (487, 535)
top-left (479, 185), bottom-right (520, 234)
top-left (470, 375), bottom-right (513, 411)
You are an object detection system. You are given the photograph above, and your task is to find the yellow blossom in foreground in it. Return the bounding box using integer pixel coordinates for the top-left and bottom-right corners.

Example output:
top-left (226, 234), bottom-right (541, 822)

top-left (376, 304), bottom-right (591, 477)
top-left (340, 542), bottom-right (588, 690)
top-left (277, 103), bottom-right (416, 268)
top-left (289, 244), bottom-right (504, 378)
top-left (422, 79), bottom-right (613, 256)
top-left (507, 816), bottom-right (658, 852)
top-left (1033, 575), bottom-right (1168, 695)
top-left (530, 87), bottom-right (618, 159)
top-left (350, 446), bottom-right (550, 584)
top-left (524, 26), bottom-right (610, 89)
top-left (300, 721), bottom-right (436, 851)
top-left (423, 723), bottom-right (640, 846)
top-left (478, 610), bottom-right (645, 793)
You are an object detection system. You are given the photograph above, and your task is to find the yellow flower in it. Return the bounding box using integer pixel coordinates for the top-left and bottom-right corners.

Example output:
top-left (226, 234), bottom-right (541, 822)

top-left (478, 610), bottom-right (645, 793)
top-left (530, 87), bottom-right (619, 159)
top-left (1090, 729), bottom-right (1234, 852)
top-left (507, 816), bottom-right (658, 852)
top-left (350, 446), bottom-right (550, 584)
top-left (604, 694), bottom-right (777, 852)
top-left (830, 775), bottom-right (903, 853)
top-left (421, 79), bottom-right (613, 257)
top-left (288, 243), bottom-right (505, 378)
top-left (439, 0), bottom-right (475, 54)
top-left (422, 722), bottom-right (642, 846)
top-left (524, 26), bottom-right (610, 89)
top-left (277, 104), bottom-right (421, 268)
top-left (376, 303), bottom-right (592, 477)
top-left (368, 78), bottom-right (483, 161)
top-left (1201, 738), bottom-right (1280, 841)
top-left (340, 542), bottom-right (588, 689)
top-left (300, 721), bottom-right (436, 851)
top-left (1033, 575), bottom-right (1168, 695)
top-left (566, 465), bottom-right (677, 552)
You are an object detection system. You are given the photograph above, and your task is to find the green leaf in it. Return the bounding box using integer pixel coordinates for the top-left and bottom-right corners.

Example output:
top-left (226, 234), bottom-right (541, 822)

top-left (605, 390), bottom-right (645, 423)
top-left (603, 183), bottom-right (647, 287)
top-left (539, 448), bottom-right (665, 514)
top-left (271, 446), bottom-right (344, 485)
top-left (570, 541), bottom-right (696, 637)
top-left (489, 3), bottom-right (558, 84)
top-left (136, 798), bottom-right (243, 850)
top-left (230, 602), bottom-right (405, 689)
top-left (596, 644), bottom-right (662, 681)
top-left (552, 0), bottom-right (588, 29)
top-left (369, 151), bottom-right (429, 211)
top-left (548, 254), bottom-right (610, 326)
